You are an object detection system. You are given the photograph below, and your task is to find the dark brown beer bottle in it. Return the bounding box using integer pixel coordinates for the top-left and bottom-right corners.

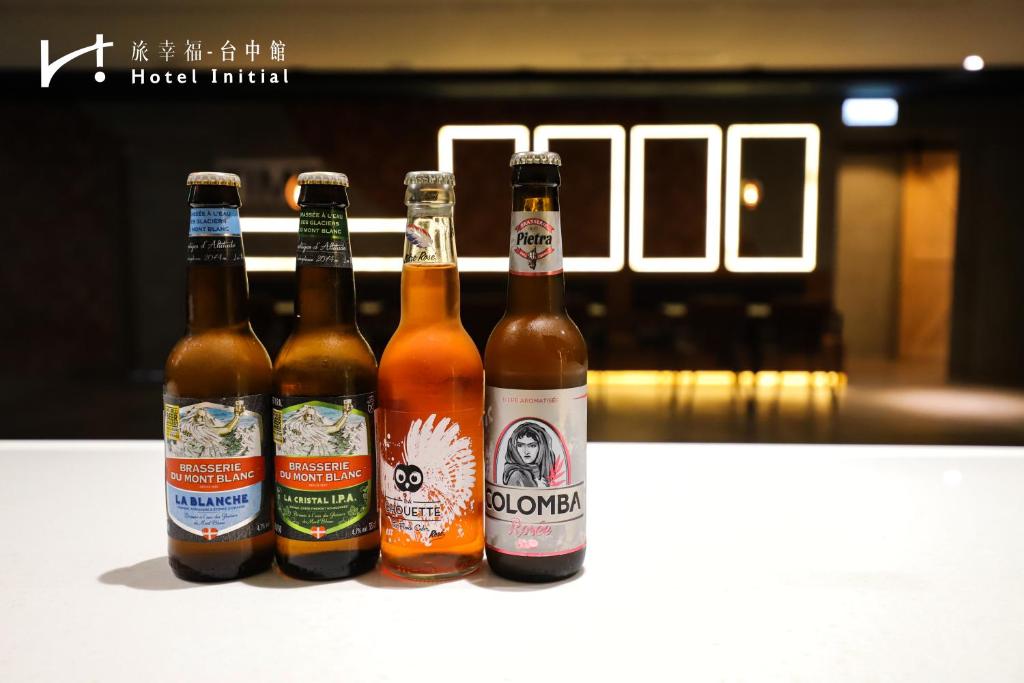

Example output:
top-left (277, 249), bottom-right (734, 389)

top-left (163, 171), bottom-right (274, 582)
top-left (272, 172), bottom-right (380, 580)
top-left (484, 152), bottom-right (587, 582)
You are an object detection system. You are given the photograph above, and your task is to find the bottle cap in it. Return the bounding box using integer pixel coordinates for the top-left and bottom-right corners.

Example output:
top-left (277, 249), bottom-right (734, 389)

top-left (297, 171), bottom-right (349, 187)
top-left (186, 171), bottom-right (241, 187)
top-left (510, 151), bottom-right (562, 167)
top-left (403, 171), bottom-right (455, 187)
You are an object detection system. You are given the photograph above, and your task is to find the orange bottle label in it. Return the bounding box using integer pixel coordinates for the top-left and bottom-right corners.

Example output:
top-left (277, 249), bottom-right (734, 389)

top-left (377, 409), bottom-right (482, 547)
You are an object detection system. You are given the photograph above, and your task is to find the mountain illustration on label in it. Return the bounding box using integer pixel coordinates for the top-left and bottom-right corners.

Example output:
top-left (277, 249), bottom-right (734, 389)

top-left (382, 414), bottom-right (475, 546)
top-left (278, 399), bottom-right (366, 457)
top-left (513, 217), bottom-right (556, 270)
top-left (168, 399), bottom-right (260, 459)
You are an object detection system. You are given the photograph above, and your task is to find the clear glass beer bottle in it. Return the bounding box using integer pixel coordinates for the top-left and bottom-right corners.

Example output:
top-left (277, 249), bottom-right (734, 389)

top-left (377, 171), bottom-right (485, 579)
top-left (272, 172), bottom-right (380, 580)
top-left (484, 152), bottom-right (588, 582)
top-left (163, 172), bottom-right (274, 582)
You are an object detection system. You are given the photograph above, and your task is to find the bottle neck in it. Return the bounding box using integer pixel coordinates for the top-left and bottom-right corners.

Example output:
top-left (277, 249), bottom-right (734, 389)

top-left (508, 185), bottom-right (565, 315)
top-left (401, 202), bottom-right (460, 325)
top-left (296, 265), bottom-right (356, 329)
top-left (295, 201), bottom-right (356, 330)
top-left (185, 197), bottom-right (251, 332)
top-left (187, 264), bottom-right (250, 331)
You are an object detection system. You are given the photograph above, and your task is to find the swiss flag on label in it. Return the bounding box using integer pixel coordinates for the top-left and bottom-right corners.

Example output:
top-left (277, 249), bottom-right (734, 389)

top-left (310, 526), bottom-right (327, 539)
top-left (202, 527), bottom-right (219, 540)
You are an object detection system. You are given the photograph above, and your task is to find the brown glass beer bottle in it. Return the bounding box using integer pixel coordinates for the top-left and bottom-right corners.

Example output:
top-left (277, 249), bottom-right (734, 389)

top-left (163, 171), bottom-right (274, 582)
top-left (484, 152), bottom-right (588, 582)
top-left (272, 172), bottom-right (380, 580)
top-left (377, 171), bottom-right (485, 579)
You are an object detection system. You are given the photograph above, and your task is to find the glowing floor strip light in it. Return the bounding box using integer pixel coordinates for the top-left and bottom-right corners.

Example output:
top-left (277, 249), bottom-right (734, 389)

top-left (437, 124), bottom-right (530, 173)
top-left (724, 123), bottom-right (820, 273)
top-left (628, 125), bottom-right (723, 273)
top-left (588, 370), bottom-right (846, 389)
top-left (533, 125), bottom-right (626, 273)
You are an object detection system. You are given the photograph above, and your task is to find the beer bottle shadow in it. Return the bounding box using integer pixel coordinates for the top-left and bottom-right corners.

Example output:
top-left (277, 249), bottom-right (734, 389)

top-left (98, 557), bottom-right (214, 591)
top-left (352, 563), bottom-right (451, 590)
top-left (465, 562), bottom-right (585, 592)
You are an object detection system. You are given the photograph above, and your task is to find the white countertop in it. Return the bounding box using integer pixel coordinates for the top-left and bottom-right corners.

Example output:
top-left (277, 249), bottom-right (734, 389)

top-left (1, 440), bottom-right (1023, 682)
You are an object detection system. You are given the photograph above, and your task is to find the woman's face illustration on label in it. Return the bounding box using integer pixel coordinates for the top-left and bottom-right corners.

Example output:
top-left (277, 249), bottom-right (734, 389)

top-left (516, 435), bottom-right (540, 464)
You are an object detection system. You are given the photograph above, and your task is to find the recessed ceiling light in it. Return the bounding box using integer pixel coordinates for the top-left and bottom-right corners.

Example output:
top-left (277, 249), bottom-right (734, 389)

top-left (963, 55), bottom-right (985, 71)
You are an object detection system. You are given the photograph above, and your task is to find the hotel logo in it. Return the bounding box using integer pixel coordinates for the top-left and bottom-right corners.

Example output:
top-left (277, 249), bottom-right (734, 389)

top-left (40, 34), bottom-right (112, 88)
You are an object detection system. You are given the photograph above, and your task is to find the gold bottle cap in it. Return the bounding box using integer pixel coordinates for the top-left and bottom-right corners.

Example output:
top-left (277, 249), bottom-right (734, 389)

top-left (510, 151), bottom-right (562, 167)
top-left (186, 171), bottom-right (241, 187)
top-left (297, 171), bottom-right (349, 187)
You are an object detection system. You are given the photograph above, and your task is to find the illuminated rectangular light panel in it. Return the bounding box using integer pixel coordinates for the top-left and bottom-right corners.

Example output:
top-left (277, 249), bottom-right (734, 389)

top-left (628, 125), bottom-right (723, 273)
top-left (244, 218), bottom-right (406, 273)
top-left (439, 125), bottom-right (532, 272)
top-left (533, 124), bottom-right (626, 273)
top-left (246, 122), bottom-right (822, 275)
top-left (248, 125), bottom-right (531, 273)
top-left (437, 124), bottom-right (531, 173)
top-left (841, 98), bottom-right (899, 127)
top-left (724, 123), bottom-right (820, 273)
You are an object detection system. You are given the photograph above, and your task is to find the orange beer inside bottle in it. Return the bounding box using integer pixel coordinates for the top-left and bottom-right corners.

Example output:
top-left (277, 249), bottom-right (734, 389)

top-left (377, 171), bottom-right (484, 579)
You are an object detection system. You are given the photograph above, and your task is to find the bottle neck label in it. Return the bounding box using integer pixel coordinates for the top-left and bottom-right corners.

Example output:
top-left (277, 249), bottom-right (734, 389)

top-left (189, 207), bottom-right (241, 236)
top-left (297, 207), bottom-right (352, 268)
top-left (509, 211), bottom-right (563, 276)
top-left (188, 207), bottom-right (243, 265)
top-left (404, 214), bottom-right (456, 265)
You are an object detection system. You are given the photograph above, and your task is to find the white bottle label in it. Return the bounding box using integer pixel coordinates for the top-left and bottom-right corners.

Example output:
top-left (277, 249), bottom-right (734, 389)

top-left (484, 385), bottom-right (586, 557)
top-left (509, 211), bottom-right (563, 275)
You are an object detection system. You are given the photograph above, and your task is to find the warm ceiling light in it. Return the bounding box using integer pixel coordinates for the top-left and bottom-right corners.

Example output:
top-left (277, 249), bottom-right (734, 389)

top-left (741, 179), bottom-right (762, 208)
top-left (963, 54), bottom-right (985, 71)
top-left (283, 174), bottom-right (300, 211)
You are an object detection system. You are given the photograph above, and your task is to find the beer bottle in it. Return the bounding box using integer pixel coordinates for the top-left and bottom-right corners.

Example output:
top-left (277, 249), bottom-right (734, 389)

top-left (272, 172), bottom-right (380, 580)
top-left (484, 152), bottom-right (587, 582)
top-left (377, 171), bottom-right (485, 579)
top-left (163, 172), bottom-right (274, 582)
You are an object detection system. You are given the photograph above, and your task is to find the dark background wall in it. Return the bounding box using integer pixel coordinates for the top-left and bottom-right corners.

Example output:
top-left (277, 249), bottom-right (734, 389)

top-left (1, 70), bottom-right (1023, 437)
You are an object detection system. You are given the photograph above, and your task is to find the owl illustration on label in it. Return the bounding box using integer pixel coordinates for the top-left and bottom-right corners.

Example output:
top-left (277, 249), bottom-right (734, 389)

top-left (393, 463), bottom-right (424, 492)
top-left (382, 414), bottom-right (476, 545)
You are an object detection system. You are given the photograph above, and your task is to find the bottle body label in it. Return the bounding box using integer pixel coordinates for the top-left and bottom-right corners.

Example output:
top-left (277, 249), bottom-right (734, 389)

top-left (296, 207), bottom-right (352, 268)
top-left (163, 394), bottom-right (271, 542)
top-left (509, 210), bottom-right (563, 275)
top-left (187, 207), bottom-right (243, 265)
top-left (377, 409), bottom-right (481, 547)
top-left (272, 394), bottom-right (377, 541)
top-left (484, 385), bottom-right (587, 557)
